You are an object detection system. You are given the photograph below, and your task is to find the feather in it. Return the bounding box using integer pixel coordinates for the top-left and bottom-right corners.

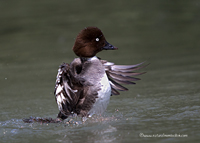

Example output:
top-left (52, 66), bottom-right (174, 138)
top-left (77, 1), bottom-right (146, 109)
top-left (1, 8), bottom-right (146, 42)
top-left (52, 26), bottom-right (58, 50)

top-left (102, 61), bottom-right (148, 95)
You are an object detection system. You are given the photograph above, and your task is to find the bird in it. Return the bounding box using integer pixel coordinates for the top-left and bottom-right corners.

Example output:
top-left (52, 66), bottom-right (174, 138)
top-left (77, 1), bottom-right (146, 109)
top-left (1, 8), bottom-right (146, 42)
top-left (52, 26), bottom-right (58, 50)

top-left (54, 27), bottom-right (147, 122)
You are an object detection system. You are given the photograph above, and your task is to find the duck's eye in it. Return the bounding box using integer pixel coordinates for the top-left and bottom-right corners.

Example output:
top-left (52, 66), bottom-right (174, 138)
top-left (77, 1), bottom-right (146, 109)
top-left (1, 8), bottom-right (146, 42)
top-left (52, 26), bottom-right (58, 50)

top-left (95, 38), bottom-right (99, 42)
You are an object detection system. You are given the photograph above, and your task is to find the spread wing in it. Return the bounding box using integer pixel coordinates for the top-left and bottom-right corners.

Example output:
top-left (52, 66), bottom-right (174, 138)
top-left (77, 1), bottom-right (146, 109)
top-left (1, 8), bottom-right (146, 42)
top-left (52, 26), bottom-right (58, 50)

top-left (102, 60), bottom-right (148, 95)
top-left (54, 60), bottom-right (102, 119)
top-left (54, 63), bottom-right (81, 117)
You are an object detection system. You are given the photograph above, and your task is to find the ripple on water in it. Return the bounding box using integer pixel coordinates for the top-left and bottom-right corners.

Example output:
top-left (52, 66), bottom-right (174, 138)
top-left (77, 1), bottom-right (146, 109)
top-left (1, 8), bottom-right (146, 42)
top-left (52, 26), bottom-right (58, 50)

top-left (0, 113), bottom-right (124, 142)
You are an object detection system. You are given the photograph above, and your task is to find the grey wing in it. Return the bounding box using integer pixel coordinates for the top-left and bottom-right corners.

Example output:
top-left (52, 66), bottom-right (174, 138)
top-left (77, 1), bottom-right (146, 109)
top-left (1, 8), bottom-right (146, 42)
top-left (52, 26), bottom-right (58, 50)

top-left (102, 60), bottom-right (148, 95)
top-left (54, 63), bottom-right (79, 116)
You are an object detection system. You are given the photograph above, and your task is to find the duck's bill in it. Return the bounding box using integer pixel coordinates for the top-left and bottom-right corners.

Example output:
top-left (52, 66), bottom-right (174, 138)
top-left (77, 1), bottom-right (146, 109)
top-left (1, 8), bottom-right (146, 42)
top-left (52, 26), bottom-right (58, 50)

top-left (103, 41), bottom-right (118, 50)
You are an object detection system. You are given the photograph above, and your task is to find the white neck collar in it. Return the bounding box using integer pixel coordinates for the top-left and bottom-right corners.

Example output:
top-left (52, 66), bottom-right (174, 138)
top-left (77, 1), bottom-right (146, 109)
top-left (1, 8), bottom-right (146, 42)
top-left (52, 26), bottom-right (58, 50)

top-left (81, 56), bottom-right (98, 62)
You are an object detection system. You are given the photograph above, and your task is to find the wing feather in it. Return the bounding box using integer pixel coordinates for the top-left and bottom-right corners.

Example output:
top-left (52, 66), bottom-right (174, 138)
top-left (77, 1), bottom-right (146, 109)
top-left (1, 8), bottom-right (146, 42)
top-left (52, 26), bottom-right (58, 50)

top-left (102, 60), bottom-right (148, 95)
top-left (54, 63), bottom-right (80, 117)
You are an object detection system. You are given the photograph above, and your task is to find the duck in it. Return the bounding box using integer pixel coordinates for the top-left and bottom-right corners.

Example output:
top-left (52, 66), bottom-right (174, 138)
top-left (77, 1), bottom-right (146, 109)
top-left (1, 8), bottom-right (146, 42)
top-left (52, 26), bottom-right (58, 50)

top-left (54, 27), bottom-right (147, 121)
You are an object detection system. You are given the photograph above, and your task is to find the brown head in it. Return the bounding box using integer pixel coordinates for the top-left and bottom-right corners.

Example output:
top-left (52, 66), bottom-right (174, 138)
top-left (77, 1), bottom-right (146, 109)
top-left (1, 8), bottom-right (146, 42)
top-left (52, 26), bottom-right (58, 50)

top-left (72, 27), bottom-right (117, 57)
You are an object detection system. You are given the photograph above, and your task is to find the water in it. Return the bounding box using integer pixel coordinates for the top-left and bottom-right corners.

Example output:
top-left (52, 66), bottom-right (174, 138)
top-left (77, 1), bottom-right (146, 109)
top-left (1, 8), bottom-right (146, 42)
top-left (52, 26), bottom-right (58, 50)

top-left (1, 0), bottom-right (200, 142)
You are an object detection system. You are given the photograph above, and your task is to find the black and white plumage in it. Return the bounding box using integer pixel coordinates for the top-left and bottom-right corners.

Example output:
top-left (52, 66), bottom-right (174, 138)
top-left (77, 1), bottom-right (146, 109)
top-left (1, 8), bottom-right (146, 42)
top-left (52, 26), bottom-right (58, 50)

top-left (54, 57), bottom-right (147, 120)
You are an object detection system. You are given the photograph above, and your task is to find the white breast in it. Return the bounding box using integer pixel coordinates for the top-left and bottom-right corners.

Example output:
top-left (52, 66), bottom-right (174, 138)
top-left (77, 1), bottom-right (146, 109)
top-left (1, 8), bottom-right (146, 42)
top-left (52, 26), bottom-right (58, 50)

top-left (88, 73), bottom-right (111, 117)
